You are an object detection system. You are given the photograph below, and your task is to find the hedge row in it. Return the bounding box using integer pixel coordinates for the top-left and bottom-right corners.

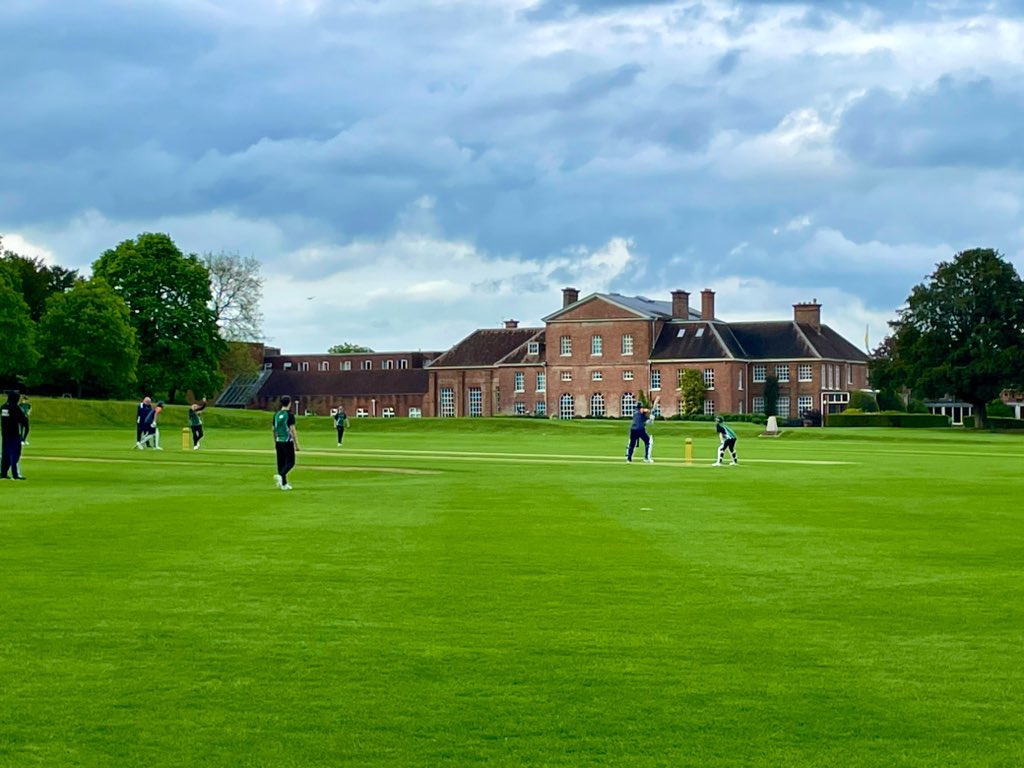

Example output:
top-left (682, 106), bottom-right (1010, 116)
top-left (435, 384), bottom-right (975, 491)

top-left (826, 413), bottom-right (951, 428)
top-left (963, 416), bottom-right (1024, 430)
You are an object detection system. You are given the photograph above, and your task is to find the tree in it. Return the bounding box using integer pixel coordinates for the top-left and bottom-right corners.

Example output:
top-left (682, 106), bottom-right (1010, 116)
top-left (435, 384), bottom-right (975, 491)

top-left (884, 248), bottom-right (1024, 428)
top-left (0, 272), bottom-right (39, 387)
top-left (34, 278), bottom-right (139, 398)
top-left (763, 374), bottom-right (779, 417)
top-left (328, 342), bottom-right (375, 354)
top-left (219, 340), bottom-right (260, 384)
top-left (677, 369), bottom-right (705, 415)
top-left (203, 251), bottom-right (264, 342)
top-left (93, 233), bottom-right (226, 402)
top-left (0, 239), bottom-right (79, 322)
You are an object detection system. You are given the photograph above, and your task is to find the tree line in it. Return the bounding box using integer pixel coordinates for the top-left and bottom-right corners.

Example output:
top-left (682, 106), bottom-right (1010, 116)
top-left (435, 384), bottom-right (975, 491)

top-left (0, 232), bottom-right (264, 402)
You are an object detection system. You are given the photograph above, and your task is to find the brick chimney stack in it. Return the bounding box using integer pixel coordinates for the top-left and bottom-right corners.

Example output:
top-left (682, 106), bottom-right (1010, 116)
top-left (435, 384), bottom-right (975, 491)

top-left (700, 289), bottom-right (716, 321)
top-left (504, 319), bottom-right (519, 329)
top-left (562, 287), bottom-right (580, 308)
top-left (793, 300), bottom-right (821, 331)
top-left (671, 290), bottom-right (690, 319)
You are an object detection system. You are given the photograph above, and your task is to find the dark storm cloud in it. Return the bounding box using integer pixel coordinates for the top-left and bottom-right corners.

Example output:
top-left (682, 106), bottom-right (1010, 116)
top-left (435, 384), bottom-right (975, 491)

top-left (837, 77), bottom-right (1024, 168)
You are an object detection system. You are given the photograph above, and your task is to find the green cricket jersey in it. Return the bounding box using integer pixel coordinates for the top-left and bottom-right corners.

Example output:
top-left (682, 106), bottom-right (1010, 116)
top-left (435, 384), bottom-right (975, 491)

top-left (273, 410), bottom-right (293, 442)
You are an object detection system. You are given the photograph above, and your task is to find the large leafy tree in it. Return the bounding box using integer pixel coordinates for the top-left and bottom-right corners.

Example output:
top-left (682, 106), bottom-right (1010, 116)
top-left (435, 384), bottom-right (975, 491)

top-left (884, 248), bottom-right (1024, 428)
top-left (0, 270), bottom-right (39, 387)
top-left (34, 278), bottom-right (139, 398)
top-left (203, 251), bottom-right (264, 342)
top-left (0, 249), bottom-right (79, 322)
top-left (93, 233), bottom-right (226, 402)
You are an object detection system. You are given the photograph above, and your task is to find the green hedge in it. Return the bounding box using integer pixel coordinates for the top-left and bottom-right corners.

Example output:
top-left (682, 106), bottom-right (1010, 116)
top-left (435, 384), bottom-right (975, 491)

top-left (671, 412), bottom-right (768, 425)
top-left (826, 412), bottom-right (951, 428)
top-left (963, 416), bottom-right (1024, 430)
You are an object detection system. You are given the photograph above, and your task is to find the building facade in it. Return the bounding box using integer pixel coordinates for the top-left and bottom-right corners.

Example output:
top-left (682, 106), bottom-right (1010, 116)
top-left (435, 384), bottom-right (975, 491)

top-left (221, 287), bottom-right (870, 419)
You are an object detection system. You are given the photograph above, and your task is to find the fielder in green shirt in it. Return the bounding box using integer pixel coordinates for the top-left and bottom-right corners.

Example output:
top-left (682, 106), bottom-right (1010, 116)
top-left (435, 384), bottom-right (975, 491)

top-left (713, 415), bottom-right (738, 466)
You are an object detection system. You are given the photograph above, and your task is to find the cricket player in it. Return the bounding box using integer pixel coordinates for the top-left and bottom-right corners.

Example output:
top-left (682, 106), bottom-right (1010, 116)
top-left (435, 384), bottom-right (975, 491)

top-left (1, 390), bottom-right (29, 480)
top-left (712, 415), bottom-right (738, 466)
top-left (273, 395), bottom-right (300, 490)
top-left (626, 398), bottom-right (655, 463)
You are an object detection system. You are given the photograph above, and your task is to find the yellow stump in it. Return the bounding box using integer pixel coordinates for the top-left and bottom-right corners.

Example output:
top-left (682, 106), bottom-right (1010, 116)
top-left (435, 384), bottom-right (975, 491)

top-left (182, 427), bottom-right (190, 451)
top-left (684, 437), bottom-right (693, 464)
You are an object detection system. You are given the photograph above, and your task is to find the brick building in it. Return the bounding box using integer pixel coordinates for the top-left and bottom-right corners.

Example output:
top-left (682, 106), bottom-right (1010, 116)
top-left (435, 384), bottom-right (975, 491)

top-left (429, 287), bottom-right (869, 420)
top-left (220, 287), bottom-right (869, 419)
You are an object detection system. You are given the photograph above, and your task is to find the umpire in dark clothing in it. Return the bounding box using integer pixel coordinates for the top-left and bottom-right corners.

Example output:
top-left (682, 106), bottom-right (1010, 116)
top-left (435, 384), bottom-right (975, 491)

top-left (1, 390), bottom-right (29, 480)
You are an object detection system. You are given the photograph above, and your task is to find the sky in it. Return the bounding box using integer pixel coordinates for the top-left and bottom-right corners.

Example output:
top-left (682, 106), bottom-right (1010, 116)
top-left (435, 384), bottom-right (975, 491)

top-left (3, 0), bottom-right (1024, 354)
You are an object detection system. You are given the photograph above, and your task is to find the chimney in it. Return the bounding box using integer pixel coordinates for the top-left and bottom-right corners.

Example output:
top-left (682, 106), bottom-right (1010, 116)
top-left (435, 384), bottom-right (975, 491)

top-left (671, 290), bottom-right (690, 319)
top-left (562, 287), bottom-right (580, 307)
top-left (793, 300), bottom-right (821, 331)
top-left (700, 289), bottom-right (715, 321)
top-left (503, 319), bottom-right (519, 329)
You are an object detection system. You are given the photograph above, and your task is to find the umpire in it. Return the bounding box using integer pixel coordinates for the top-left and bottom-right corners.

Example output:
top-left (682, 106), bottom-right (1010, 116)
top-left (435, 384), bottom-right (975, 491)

top-left (1, 390), bottom-right (30, 480)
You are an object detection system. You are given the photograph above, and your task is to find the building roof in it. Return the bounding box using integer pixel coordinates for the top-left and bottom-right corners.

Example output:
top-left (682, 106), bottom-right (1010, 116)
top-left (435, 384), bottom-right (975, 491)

top-left (257, 369), bottom-right (429, 398)
top-left (652, 321), bottom-right (870, 362)
top-left (543, 292), bottom-right (702, 322)
top-left (429, 327), bottom-right (544, 368)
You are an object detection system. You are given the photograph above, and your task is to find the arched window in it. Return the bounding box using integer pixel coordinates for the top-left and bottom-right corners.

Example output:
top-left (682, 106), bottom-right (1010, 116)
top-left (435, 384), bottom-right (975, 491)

top-left (590, 393), bottom-right (606, 417)
top-left (559, 393), bottom-right (575, 420)
top-left (621, 392), bottom-right (637, 417)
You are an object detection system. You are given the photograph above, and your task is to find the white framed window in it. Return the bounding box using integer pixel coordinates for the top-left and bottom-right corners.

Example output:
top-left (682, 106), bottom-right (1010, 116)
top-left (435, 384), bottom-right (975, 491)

top-left (560, 336), bottom-right (572, 356)
top-left (798, 395), bottom-right (814, 415)
top-left (283, 362), bottom-right (292, 370)
top-left (408, 407), bottom-right (422, 418)
top-left (847, 364), bottom-right (853, 385)
top-left (798, 364), bottom-right (813, 382)
top-left (777, 396), bottom-right (790, 418)
top-left (558, 393), bottom-right (575, 419)
top-left (738, 369), bottom-right (744, 390)
top-left (753, 396), bottom-right (765, 413)
top-left (651, 370), bottom-right (661, 390)
top-left (592, 371), bottom-right (603, 381)
top-left (383, 359), bottom-right (394, 370)
top-left (775, 364), bottom-right (789, 382)
top-left (319, 361), bottom-right (330, 371)
top-left (560, 370), bottom-right (572, 382)
top-left (468, 387), bottom-right (483, 417)
top-left (514, 372), bottom-right (525, 392)
top-left (382, 406), bottom-right (395, 418)
top-left (621, 392), bottom-right (637, 417)
top-left (527, 341), bottom-right (539, 355)
top-left (536, 400), bottom-right (547, 416)
top-left (440, 388), bottom-right (455, 418)
top-left (753, 364), bottom-right (766, 383)
top-left (399, 359), bottom-right (409, 369)
top-left (342, 361), bottom-right (351, 371)
top-left (591, 335), bottom-right (603, 356)
top-left (299, 362), bottom-right (309, 372)
top-left (703, 399), bottom-right (715, 416)
top-left (514, 402), bottom-right (526, 415)
top-left (621, 334), bottom-right (634, 355)
top-left (703, 368), bottom-right (715, 389)
top-left (361, 360), bottom-right (372, 370)
top-left (590, 393), bottom-right (606, 417)
top-left (536, 372), bottom-right (546, 392)
top-left (623, 370), bottom-right (634, 381)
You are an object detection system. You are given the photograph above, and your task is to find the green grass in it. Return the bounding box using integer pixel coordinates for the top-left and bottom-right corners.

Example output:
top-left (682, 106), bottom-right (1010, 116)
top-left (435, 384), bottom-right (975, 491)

top-left (2, 401), bottom-right (1023, 766)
